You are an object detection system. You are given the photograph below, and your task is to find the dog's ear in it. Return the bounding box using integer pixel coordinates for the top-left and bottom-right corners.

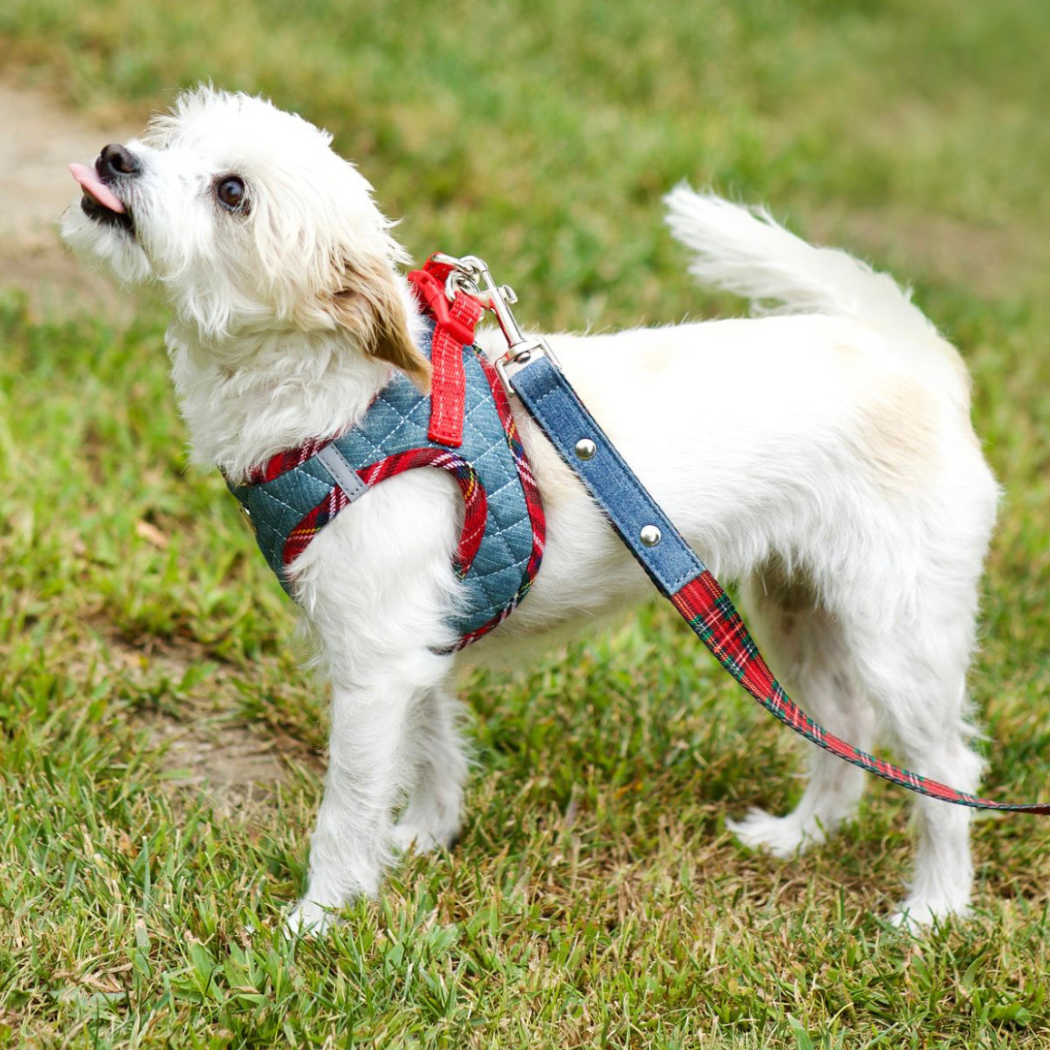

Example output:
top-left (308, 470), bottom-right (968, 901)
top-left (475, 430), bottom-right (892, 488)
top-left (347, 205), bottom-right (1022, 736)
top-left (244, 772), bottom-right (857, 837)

top-left (328, 258), bottom-right (431, 393)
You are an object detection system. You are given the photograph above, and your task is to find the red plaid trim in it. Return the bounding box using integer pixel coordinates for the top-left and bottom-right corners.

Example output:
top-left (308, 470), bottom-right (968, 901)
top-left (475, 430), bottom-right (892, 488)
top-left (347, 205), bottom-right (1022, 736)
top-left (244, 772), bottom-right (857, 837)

top-left (360, 450), bottom-right (486, 576)
top-left (450, 354), bottom-right (547, 650)
top-left (284, 484), bottom-right (350, 566)
top-left (671, 571), bottom-right (1050, 813)
top-left (283, 448), bottom-right (486, 577)
top-left (249, 317), bottom-right (545, 650)
top-left (248, 435), bottom-right (335, 485)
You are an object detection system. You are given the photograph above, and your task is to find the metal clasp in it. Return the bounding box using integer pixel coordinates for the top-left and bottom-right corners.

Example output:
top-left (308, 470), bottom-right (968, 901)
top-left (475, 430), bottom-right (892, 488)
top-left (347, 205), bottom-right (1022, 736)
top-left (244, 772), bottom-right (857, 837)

top-left (431, 253), bottom-right (560, 395)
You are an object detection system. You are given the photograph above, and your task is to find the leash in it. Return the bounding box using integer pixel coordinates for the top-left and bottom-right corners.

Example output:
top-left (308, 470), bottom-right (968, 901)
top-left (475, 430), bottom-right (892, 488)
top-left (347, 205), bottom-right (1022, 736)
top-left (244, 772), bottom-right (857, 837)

top-left (410, 252), bottom-right (1050, 815)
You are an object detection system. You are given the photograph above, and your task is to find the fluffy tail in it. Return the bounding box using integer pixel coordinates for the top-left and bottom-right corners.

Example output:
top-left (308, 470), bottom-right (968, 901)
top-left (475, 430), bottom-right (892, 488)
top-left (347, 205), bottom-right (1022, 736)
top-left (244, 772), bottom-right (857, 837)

top-left (664, 185), bottom-right (941, 347)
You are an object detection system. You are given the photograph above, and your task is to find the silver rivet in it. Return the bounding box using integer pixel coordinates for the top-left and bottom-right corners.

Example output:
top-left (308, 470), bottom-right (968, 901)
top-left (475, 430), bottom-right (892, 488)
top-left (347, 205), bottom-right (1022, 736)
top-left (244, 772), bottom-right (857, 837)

top-left (640, 525), bottom-right (662, 547)
top-left (574, 438), bottom-right (597, 460)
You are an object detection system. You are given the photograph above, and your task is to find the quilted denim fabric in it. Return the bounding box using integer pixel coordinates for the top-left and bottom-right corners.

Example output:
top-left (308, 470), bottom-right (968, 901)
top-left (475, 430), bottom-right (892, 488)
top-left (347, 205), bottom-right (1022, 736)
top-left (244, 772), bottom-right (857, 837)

top-left (228, 323), bottom-right (538, 640)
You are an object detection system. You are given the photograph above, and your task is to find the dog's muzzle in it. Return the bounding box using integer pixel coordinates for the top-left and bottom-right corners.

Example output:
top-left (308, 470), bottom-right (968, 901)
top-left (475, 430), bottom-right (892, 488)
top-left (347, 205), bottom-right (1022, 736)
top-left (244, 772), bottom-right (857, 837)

top-left (69, 143), bottom-right (138, 234)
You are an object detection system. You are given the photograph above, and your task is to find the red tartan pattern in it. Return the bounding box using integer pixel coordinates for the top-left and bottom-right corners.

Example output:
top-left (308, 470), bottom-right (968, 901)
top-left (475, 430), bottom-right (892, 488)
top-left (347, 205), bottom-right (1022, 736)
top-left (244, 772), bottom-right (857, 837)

top-left (283, 483), bottom-right (349, 567)
top-left (248, 434), bottom-right (336, 484)
top-left (672, 571), bottom-right (1050, 813)
top-left (280, 431), bottom-right (544, 654)
top-left (451, 353), bottom-right (548, 650)
top-left (250, 254), bottom-right (487, 483)
top-left (283, 448), bottom-right (487, 577)
top-left (360, 450), bottom-right (487, 577)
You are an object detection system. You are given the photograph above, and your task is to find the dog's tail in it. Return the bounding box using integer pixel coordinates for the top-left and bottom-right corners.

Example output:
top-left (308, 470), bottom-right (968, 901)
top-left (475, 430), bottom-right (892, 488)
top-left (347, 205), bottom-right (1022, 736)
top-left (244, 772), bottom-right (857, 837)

top-left (664, 185), bottom-right (947, 354)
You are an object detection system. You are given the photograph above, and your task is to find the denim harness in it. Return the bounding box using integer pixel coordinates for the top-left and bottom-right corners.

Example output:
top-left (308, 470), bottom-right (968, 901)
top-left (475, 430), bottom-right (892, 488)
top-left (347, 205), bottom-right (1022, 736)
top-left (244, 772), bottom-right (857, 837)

top-left (227, 317), bottom-right (544, 650)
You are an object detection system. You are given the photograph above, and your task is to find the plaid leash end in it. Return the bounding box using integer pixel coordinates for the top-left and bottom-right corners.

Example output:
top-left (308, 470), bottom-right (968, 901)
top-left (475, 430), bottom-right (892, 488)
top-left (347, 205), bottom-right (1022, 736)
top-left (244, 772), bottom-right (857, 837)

top-left (510, 351), bottom-right (1050, 816)
top-left (670, 570), bottom-right (1050, 814)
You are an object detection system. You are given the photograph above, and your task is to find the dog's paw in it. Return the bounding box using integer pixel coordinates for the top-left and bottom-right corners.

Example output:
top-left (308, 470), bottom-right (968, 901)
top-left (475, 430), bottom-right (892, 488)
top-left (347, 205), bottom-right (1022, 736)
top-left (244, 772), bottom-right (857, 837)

top-left (727, 807), bottom-right (826, 858)
top-left (888, 897), bottom-right (970, 932)
top-left (283, 898), bottom-right (339, 939)
top-left (389, 818), bottom-right (459, 855)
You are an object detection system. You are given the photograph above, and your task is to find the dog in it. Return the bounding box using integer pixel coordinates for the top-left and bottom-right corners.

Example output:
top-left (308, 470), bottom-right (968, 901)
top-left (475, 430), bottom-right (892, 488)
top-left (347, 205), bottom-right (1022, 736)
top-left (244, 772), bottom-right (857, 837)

top-left (62, 86), bottom-right (999, 933)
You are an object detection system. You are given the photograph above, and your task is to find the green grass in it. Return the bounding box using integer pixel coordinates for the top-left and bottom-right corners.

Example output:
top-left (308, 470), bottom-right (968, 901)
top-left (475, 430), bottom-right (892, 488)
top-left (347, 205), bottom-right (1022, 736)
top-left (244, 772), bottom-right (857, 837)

top-left (2, 1), bottom-right (1050, 1046)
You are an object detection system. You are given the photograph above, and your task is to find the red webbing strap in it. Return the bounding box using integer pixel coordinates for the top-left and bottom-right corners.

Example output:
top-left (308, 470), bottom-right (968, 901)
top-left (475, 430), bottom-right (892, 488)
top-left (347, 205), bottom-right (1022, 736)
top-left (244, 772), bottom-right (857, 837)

top-left (407, 258), bottom-right (484, 448)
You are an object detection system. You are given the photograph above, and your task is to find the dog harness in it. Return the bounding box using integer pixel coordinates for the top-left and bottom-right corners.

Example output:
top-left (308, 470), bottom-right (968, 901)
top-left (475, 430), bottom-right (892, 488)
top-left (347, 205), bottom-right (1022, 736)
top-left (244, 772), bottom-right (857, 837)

top-left (231, 253), bottom-right (1050, 815)
top-left (227, 269), bottom-right (544, 650)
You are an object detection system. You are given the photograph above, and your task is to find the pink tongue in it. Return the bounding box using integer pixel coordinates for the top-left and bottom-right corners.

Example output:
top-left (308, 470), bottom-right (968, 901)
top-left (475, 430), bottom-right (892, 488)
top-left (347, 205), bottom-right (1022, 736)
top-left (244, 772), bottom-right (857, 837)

top-left (69, 162), bottom-right (126, 214)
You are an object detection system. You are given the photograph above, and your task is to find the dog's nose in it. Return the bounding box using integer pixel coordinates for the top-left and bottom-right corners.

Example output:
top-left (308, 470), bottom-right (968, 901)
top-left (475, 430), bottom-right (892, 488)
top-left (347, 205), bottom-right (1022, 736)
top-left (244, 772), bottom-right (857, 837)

top-left (97, 143), bottom-right (141, 179)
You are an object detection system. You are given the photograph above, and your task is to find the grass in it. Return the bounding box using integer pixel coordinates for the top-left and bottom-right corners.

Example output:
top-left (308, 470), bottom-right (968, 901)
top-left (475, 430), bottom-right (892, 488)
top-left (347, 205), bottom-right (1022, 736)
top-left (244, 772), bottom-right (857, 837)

top-left (1, 0), bottom-right (1049, 1046)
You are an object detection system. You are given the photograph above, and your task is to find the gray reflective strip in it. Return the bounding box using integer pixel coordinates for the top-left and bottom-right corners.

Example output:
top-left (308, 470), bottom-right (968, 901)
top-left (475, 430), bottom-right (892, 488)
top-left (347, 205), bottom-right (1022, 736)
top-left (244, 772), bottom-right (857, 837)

top-left (316, 444), bottom-right (369, 503)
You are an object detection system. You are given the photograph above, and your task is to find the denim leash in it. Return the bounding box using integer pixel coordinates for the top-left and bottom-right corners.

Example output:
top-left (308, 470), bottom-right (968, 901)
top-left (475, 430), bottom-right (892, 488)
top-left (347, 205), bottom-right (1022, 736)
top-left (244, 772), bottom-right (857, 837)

top-left (420, 253), bottom-right (1050, 815)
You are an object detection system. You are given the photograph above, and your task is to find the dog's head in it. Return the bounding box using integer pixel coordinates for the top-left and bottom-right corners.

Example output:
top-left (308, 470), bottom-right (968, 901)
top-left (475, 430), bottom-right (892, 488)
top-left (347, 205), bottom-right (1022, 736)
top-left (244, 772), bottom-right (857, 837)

top-left (62, 86), bottom-right (430, 388)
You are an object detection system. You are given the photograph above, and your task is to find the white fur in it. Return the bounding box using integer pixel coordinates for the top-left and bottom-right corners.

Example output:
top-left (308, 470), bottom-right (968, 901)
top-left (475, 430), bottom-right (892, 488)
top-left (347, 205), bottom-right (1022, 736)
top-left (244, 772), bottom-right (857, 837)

top-left (62, 88), bottom-right (1000, 934)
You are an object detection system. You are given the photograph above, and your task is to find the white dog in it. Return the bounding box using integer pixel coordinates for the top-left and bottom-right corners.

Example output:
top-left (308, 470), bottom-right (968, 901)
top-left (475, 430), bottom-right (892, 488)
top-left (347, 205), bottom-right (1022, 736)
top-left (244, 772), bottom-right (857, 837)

top-left (62, 87), bottom-right (999, 933)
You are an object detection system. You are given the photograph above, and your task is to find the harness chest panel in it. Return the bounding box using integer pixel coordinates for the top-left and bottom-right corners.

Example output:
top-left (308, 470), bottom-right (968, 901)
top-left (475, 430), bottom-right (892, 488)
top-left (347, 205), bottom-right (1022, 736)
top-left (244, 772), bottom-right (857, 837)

top-left (227, 322), bottom-right (544, 649)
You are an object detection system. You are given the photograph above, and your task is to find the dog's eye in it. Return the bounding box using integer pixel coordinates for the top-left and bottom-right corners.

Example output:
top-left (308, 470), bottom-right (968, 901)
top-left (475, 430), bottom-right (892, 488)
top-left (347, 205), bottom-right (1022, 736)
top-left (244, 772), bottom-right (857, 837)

top-left (216, 176), bottom-right (248, 212)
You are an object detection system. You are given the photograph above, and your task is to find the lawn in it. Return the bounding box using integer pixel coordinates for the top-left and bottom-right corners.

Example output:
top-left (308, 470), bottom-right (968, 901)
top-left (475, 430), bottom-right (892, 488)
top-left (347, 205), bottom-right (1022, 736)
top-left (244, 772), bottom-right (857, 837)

top-left (1, 0), bottom-right (1049, 1046)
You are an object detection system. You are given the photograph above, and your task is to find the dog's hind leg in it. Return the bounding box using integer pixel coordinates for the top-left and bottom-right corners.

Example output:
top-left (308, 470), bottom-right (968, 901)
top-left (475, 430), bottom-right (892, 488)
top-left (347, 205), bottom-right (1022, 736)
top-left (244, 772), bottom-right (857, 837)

top-left (843, 605), bottom-right (985, 927)
top-left (390, 684), bottom-right (469, 854)
top-left (728, 566), bottom-right (876, 857)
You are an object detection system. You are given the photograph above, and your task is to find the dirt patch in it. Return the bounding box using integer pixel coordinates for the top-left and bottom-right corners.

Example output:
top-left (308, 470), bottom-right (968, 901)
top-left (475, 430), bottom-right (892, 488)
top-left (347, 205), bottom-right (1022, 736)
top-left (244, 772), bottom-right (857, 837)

top-left (96, 626), bottom-right (323, 817)
top-left (0, 78), bottom-right (139, 318)
top-left (140, 709), bottom-right (303, 818)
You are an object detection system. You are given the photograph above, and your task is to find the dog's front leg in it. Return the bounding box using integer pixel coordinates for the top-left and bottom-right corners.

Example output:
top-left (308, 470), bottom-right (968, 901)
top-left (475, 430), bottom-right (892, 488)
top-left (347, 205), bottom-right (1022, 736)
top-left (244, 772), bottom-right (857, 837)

top-left (390, 683), bottom-right (469, 854)
top-left (286, 656), bottom-right (451, 935)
